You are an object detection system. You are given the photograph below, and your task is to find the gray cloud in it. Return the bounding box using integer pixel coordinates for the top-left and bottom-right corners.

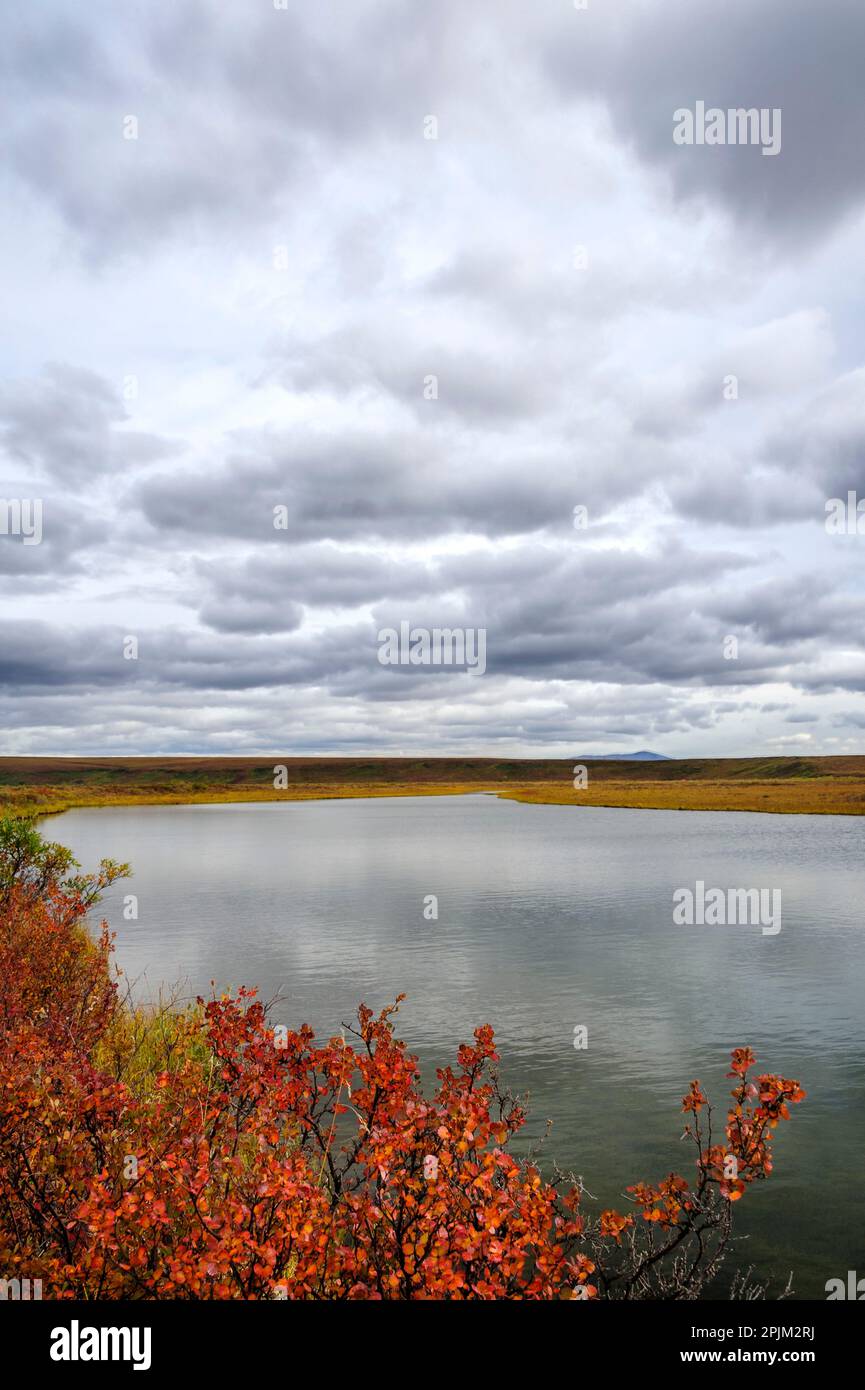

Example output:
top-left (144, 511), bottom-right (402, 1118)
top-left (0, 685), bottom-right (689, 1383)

top-left (0, 2), bottom-right (863, 756)
top-left (0, 364), bottom-right (179, 481)
top-left (135, 426), bottom-right (591, 545)
top-left (544, 0), bottom-right (865, 244)
top-left (0, 0), bottom-right (457, 259)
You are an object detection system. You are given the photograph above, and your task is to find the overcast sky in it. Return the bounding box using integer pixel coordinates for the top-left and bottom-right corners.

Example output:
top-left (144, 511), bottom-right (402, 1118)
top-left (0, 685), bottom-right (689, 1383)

top-left (2, 0), bottom-right (865, 758)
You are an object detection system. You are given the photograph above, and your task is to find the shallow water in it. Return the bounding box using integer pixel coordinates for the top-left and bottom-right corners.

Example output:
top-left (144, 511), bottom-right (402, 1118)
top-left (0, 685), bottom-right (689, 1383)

top-left (47, 795), bottom-right (865, 1299)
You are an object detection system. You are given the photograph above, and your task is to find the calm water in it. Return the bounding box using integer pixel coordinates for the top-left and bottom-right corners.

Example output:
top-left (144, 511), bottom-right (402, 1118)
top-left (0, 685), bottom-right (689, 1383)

top-left (47, 796), bottom-right (865, 1299)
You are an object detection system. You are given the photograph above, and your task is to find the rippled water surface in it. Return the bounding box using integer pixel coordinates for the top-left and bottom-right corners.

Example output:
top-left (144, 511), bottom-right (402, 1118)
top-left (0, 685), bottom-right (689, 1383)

top-left (48, 796), bottom-right (865, 1298)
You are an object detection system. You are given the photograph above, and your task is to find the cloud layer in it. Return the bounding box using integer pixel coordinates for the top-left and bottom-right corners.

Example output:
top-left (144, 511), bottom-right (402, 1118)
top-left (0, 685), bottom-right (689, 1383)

top-left (1, 0), bottom-right (864, 755)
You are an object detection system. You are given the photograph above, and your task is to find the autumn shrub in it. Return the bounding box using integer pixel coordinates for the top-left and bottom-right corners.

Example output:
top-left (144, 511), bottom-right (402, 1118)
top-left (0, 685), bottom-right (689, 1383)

top-left (0, 820), bottom-right (805, 1299)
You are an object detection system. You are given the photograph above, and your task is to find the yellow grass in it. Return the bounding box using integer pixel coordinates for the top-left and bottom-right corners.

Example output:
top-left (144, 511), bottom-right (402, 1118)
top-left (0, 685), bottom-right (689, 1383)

top-left (2, 755), bottom-right (865, 819)
top-left (498, 778), bottom-right (865, 816)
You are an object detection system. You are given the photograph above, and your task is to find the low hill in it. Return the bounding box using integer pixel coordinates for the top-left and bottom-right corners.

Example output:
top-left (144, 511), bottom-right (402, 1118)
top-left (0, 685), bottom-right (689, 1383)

top-left (581, 751), bottom-right (670, 761)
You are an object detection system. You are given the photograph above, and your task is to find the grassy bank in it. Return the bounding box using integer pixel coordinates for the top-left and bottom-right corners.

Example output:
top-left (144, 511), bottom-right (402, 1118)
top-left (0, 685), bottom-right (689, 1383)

top-left (2, 754), bottom-right (865, 818)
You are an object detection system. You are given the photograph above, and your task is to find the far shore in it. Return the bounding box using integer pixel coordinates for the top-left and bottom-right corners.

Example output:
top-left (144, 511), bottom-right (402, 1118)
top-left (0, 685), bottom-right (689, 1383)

top-left (2, 754), bottom-right (865, 819)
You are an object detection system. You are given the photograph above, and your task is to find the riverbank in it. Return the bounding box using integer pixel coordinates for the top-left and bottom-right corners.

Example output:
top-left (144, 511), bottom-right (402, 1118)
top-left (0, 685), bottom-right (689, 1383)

top-left (2, 754), bottom-right (865, 818)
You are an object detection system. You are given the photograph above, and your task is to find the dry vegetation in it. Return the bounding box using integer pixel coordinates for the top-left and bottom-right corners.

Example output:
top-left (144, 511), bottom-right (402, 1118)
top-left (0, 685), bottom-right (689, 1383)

top-left (2, 754), bottom-right (865, 819)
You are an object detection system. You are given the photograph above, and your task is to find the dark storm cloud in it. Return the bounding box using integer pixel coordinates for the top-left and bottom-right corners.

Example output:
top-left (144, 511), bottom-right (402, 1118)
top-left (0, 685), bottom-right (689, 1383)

top-left (543, 0), bottom-right (865, 244)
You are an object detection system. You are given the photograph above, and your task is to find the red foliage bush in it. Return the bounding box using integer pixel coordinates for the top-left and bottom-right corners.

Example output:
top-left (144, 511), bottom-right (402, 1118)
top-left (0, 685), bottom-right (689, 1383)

top-left (0, 825), bottom-right (805, 1300)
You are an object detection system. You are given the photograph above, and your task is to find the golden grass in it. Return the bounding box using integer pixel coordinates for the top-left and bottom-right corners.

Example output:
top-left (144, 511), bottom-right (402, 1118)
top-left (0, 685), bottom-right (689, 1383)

top-left (2, 756), bottom-right (865, 818)
top-left (94, 993), bottom-right (212, 1097)
top-left (498, 778), bottom-right (865, 816)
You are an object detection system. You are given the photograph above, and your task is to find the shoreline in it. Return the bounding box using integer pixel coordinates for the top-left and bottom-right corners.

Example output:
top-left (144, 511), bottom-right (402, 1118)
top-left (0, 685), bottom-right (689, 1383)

top-left (21, 779), bottom-right (865, 821)
top-left (3, 755), bottom-right (865, 821)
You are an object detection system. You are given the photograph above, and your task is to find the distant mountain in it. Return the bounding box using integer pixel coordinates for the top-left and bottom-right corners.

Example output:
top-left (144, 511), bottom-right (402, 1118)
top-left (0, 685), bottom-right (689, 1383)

top-left (579, 750), bottom-right (671, 761)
